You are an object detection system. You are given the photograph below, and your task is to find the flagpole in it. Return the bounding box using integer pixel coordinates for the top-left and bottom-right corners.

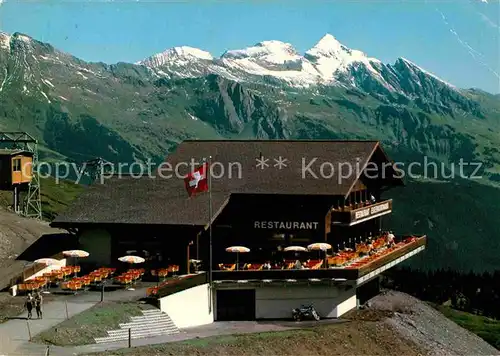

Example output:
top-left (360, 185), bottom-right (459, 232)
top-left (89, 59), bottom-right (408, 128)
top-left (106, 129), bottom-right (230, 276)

top-left (207, 156), bottom-right (213, 313)
top-left (208, 155), bottom-right (213, 286)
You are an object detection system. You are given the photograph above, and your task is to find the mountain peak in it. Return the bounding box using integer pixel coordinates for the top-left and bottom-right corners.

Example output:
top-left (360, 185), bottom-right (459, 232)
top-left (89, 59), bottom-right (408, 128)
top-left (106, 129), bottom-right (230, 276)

top-left (167, 46), bottom-right (213, 60)
top-left (12, 32), bottom-right (32, 43)
top-left (313, 34), bottom-right (343, 51)
top-left (137, 45), bottom-right (213, 67)
top-left (306, 33), bottom-right (364, 60)
top-left (221, 40), bottom-right (299, 60)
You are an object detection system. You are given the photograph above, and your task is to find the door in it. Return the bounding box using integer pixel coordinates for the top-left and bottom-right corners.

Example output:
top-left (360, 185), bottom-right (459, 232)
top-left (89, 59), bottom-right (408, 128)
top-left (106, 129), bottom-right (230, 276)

top-left (216, 289), bottom-right (256, 321)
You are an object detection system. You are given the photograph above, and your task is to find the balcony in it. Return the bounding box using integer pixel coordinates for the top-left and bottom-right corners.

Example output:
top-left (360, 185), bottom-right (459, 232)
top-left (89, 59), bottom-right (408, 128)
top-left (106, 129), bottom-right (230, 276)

top-left (212, 235), bottom-right (426, 284)
top-left (331, 199), bottom-right (393, 226)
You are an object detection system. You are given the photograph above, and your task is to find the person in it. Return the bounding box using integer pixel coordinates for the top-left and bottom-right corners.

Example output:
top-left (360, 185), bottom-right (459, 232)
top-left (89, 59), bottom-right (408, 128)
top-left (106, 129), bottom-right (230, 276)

top-left (34, 292), bottom-right (43, 319)
top-left (386, 231), bottom-right (395, 248)
top-left (25, 293), bottom-right (33, 320)
top-left (294, 260), bottom-right (302, 269)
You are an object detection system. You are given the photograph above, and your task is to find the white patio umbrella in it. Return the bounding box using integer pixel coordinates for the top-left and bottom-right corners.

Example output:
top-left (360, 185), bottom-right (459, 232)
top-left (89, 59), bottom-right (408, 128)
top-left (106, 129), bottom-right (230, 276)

top-left (284, 246), bottom-right (308, 252)
top-left (34, 258), bottom-right (62, 266)
top-left (307, 243), bottom-right (332, 268)
top-left (118, 255), bottom-right (145, 264)
top-left (284, 246), bottom-right (308, 259)
top-left (33, 258), bottom-right (62, 293)
top-left (307, 243), bottom-right (332, 251)
top-left (63, 250), bottom-right (90, 276)
top-left (63, 250), bottom-right (90, 258)
top-left (118, 255), bottom-right (145, 290)
top-left (225, 246), bottom-right (250, 270)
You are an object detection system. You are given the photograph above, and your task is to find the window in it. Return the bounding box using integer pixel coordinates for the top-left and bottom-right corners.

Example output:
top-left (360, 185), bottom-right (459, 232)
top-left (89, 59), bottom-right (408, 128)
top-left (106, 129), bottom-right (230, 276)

top-left (12, 158), bottom-right (21, 172)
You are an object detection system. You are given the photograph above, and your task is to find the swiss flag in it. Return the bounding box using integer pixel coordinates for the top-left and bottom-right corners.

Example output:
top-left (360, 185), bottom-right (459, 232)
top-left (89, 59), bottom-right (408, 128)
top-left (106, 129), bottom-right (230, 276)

top-left (184, 163), bottom-right (209, 197)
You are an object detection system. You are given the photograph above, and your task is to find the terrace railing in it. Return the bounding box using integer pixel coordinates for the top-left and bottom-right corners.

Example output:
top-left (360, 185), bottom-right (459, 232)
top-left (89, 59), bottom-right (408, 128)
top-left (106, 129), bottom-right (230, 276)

top-left (151, 272), bottom-right (209, 299)
top-left (212, 235), bottom-right (426, 282)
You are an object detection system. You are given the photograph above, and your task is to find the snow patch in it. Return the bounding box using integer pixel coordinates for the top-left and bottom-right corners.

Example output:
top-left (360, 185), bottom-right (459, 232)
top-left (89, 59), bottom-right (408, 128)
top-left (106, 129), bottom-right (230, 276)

top-left (78, 67), bottom-right (99, 76)
top-left (17, 34), bottom-right (31, 43)
top-left (0, 32), bottom-right (10, 49)
top-left (77, 71), bottom-right (88, 80)
top-left (188, 113), bottom-right (198, 121)
top-left (42, 78), bottom-right (55, 88)
top-left (40, 91), bottom-right (51, 103)
top-left (222, 40), bottom-right (299, 62)
top-left (138, 46), bottom-right (213, 68)
top-left (0, 68), bottom-right (7, 93)
top-left (219, 40), bottom-right (322, 86)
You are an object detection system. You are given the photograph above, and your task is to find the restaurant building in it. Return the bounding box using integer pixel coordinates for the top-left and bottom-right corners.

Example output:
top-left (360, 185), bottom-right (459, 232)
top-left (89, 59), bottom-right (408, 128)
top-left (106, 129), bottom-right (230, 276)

top-left (51, 140), bottom-right (426, 324)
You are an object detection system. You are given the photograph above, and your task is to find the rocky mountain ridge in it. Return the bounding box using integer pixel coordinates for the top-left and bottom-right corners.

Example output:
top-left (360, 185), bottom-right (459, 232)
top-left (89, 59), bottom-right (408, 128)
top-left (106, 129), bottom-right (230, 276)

top-left (0, 30), bottom-right (500, 272)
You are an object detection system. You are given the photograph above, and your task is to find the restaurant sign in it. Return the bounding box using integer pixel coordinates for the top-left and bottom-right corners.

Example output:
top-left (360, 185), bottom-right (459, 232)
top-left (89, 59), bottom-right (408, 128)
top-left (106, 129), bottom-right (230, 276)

top-left (254, 221), bottom-right (320, 230)
top-left (353, 202), bottom-right (391, 221)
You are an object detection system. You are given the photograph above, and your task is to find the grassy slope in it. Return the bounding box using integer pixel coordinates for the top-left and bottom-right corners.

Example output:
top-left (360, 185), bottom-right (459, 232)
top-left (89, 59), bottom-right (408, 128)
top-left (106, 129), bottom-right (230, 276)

top-left (82, 320), bottom-right (423, 356)
top-left (433, 305), bottom-right (500, 350)
top-left (34, 301), bottom-right (144, 346)
top-left (0, 176), bottom-right (84, 221)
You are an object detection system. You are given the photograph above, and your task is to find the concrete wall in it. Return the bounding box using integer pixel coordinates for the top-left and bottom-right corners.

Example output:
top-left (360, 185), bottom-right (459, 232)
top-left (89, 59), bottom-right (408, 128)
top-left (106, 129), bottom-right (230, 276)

top-left (159, 283), bottom-right (214, 329)
top-left (254, 284), bottom-right (356, 319)
top-left (78, 229), bottom-right (112, 266)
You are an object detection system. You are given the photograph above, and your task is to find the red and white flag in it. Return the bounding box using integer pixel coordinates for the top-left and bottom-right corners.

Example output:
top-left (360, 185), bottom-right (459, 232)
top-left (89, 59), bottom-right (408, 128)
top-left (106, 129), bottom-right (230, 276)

top-left (184, 162), bottom-right (209, 197)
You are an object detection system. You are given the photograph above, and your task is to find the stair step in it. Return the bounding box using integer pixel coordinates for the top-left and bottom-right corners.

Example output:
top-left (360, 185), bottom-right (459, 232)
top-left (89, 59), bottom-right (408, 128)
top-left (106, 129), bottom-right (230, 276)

top-left (105, 328), bottom-right (178, 337)
top-left (132, 314), bottom-right (167, 318)
top-left (119, 320), bottom-right (176, 328)
top-left (114, 323), bottom-right (176, 331)
top-left (93, 307), bottom-right (179, 344)
top-left (131, 315), bottom-right (171, 319)
top-left (108, 325), bottom-right (178, 334)
top-left (141, 309), bottom-right (162, 314)
top-left (130, 316), bottom-right (171, 322)
top-left (107, 327), bottom-right (179, 337)
top-left (95, 329), bottom-right (179, 343)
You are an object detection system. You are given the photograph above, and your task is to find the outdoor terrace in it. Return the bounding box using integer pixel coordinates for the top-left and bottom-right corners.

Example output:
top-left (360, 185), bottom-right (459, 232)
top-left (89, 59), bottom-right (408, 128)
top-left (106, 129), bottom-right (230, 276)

top-left (212, 235), bottom-right (426, 283)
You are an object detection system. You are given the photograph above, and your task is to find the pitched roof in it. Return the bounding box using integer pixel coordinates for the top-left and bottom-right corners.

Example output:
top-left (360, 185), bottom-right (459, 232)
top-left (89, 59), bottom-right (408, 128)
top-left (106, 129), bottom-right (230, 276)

top-left (0, 149), bottom-right (33, 156)
top-left (52, 140), bottom-right (399, 227)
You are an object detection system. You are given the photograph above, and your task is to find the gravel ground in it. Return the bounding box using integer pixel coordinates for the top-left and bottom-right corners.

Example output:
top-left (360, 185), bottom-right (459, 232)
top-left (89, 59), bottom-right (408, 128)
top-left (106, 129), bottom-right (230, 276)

top-left (364, 290), bottom-right (500, 356)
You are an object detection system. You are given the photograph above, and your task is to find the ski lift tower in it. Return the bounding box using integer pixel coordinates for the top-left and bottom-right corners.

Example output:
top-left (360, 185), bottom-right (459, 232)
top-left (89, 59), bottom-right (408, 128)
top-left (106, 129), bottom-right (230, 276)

top-left (78, 157), bottom-right (113, 184)
top-left (0, 132), bottom-right (42, 219)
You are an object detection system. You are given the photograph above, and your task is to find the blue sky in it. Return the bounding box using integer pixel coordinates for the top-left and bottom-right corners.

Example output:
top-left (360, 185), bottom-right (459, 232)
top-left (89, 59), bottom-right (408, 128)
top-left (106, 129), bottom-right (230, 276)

top-left (0, 0), bottom-right (499, 93)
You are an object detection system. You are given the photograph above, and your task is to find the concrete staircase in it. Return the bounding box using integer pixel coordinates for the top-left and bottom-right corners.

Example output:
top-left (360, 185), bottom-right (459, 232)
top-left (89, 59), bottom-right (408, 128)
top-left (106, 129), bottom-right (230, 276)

top-left (94, 309), bottom-right (179, 343)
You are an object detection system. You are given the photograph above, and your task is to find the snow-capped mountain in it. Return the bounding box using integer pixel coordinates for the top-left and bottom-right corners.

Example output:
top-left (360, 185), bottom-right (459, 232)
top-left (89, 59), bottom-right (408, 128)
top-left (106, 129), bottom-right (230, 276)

top-left (137, 46), bottom-right (215, 79)
top-left (1, 30), bottom-right (500, 276)
top-left (137, 33), bottom-right (453, 94)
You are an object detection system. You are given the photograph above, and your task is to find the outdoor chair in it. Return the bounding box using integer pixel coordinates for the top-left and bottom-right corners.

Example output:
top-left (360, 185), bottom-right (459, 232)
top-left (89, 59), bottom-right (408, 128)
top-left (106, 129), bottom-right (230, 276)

top-left (246, 263), bottom-right (263, 270)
